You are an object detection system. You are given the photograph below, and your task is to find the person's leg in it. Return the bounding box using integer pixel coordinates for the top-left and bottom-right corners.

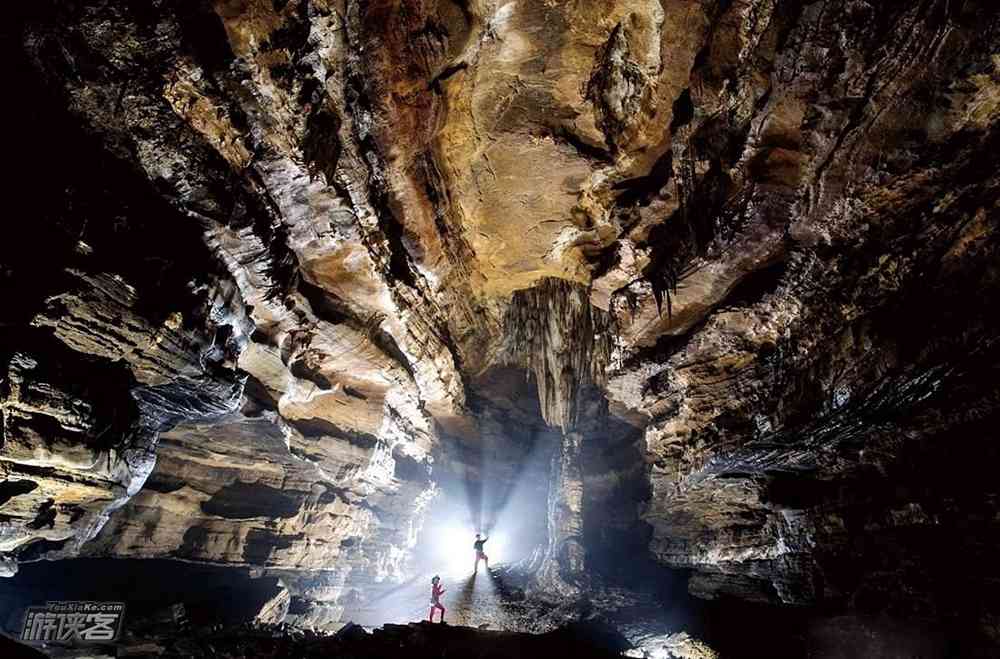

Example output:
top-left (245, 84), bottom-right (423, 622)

top-left (438, 603), bottom-right (446, 622)
top-left (429, 606), bottom-right (436, 622)
top-left (483, 553), bottom-right (489, 569)
top-left (474, 554), bottom-right (479, 574)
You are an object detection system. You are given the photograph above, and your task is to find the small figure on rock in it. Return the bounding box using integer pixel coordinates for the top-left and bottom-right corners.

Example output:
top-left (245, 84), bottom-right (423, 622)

top-left (428, 575), bottom-right (446, 623)
top-left (473, 533), bottom-right (489, 574)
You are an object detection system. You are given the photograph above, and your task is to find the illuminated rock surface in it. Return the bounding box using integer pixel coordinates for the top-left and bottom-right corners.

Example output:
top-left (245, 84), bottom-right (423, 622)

top-left (2, 0), bottom-right (1000, 657)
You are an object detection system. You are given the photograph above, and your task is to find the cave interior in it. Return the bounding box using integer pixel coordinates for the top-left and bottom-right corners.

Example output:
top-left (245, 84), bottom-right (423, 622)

top-left (2, 1), bottom-right (1000, 658)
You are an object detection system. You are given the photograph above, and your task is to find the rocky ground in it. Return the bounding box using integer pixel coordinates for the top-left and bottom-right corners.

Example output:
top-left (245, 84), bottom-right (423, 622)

top-left (4, 620), bottom-right (632, 659)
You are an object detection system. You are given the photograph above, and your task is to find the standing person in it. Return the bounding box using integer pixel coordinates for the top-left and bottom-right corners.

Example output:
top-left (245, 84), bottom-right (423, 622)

top-left (428, 575), bottom-right (446, 623)
top-left (473, 533), bottom-right (489, 574)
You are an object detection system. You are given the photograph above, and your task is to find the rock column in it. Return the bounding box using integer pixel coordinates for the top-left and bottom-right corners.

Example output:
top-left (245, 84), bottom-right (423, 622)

top-left (532, 430), bottom-right (589, 601)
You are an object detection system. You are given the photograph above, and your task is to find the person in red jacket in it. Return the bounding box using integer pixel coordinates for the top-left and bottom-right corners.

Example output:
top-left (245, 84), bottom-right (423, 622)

top-left (428, 575), bottom-right (446, 623)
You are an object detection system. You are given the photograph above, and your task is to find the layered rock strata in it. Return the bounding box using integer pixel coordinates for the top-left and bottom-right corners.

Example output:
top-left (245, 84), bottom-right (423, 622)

top-left (3, 0), bottom-right (1000, 647)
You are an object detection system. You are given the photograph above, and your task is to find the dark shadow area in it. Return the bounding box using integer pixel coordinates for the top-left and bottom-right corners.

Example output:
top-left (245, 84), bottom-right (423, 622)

top-left (0, 558), bottom-right (280, 637)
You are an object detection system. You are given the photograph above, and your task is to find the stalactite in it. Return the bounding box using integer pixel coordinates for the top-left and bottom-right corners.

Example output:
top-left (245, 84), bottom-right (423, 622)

top-left (501, 278), bottom-right (612, 432)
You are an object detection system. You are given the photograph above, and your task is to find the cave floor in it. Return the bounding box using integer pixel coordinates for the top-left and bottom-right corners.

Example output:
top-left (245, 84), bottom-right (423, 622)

top-left (357, 567), bottom-right (515, 631)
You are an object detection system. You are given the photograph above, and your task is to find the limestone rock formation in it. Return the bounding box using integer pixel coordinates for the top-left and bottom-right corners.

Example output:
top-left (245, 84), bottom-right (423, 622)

top-left (3, 0), bottom-right (1000, 654)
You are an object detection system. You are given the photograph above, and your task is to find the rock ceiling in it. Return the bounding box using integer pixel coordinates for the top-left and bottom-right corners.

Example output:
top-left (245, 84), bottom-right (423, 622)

top-left (3, 0), bottom-right (1000, 642)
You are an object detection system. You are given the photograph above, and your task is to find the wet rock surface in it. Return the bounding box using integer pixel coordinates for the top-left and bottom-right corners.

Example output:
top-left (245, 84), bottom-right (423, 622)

top-left (2, 0), bottom-right (1000, 656)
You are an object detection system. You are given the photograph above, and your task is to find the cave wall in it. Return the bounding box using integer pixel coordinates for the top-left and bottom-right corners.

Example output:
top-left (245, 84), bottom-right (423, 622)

top-left (1, 12), bottom-right (249, 575)
top-left (78, 393), bottom-right (437, 627)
